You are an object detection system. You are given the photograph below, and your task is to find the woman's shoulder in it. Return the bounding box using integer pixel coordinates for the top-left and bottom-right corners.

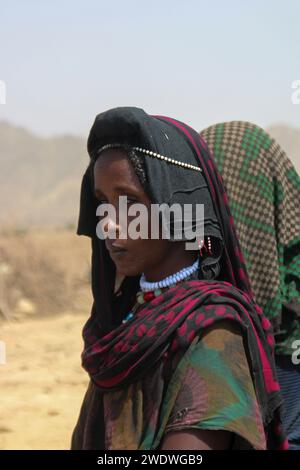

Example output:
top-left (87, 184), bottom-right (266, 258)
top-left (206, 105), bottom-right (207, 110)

top-left (182, 319), bottom-right (246, 371)
top-left (181, 279), bottom-right (253, 302)
top-left (164, 319), bottom-right (266, 450)
top-left (167, 318), bottom-right (250, 404)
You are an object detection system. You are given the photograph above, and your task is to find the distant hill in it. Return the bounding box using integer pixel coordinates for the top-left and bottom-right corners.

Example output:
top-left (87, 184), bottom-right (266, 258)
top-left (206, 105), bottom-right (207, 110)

top-left (0, 120), bottom-right (299, 230)
top-left (0, 121), bottom-right (87, 229)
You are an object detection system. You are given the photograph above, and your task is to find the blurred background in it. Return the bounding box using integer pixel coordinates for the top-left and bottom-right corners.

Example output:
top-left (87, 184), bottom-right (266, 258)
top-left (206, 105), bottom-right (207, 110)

top-left (0, 0), bottom-right (300, 449)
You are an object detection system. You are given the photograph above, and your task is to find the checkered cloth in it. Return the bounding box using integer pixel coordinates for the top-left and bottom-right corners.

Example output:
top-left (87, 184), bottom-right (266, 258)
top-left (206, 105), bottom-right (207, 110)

top-left (201, 121), bottom-right (300, 354)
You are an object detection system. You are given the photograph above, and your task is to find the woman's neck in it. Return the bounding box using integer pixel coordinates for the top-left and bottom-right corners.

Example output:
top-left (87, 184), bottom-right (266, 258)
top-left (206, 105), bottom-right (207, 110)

top-left (143, 247), bottom-right (198, 282)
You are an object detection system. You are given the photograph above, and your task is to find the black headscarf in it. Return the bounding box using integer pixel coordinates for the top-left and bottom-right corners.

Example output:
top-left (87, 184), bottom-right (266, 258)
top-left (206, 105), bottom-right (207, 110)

top-left (78, 106), bottom-right (221, 241)
top-left (77, 107), bottom-right (225, 331)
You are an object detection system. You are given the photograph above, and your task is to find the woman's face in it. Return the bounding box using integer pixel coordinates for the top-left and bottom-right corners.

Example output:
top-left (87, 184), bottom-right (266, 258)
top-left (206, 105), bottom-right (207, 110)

top-left (93, 149), bottom-right (196, 280)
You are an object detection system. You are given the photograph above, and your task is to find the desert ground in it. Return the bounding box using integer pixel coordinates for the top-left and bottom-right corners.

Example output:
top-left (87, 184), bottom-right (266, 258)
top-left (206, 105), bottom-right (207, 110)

top-left (0, 312), bottom-right (89, 450)
top-left (0, 230), bottom-right (92, 449)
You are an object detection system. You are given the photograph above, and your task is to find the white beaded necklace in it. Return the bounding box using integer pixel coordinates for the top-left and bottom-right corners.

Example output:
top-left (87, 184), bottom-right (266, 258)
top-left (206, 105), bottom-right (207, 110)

top-left (140, 258), bottom-right (199, 292)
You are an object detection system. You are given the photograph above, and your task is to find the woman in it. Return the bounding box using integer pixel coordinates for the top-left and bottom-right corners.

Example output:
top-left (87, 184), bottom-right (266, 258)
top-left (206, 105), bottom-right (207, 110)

top-left (71, 107), bottom-right (286, 450)
top-left (200, 121), bottom-right (300, 449)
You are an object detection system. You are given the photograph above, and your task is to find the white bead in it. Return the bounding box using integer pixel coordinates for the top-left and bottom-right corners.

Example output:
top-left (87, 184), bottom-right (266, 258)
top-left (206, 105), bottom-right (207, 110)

top-left (140, 258), bottom-right (199, 292)
top-left (118, 145), bottom-right (202, 172)
top-left (133, 146), bottom-right (201, 172)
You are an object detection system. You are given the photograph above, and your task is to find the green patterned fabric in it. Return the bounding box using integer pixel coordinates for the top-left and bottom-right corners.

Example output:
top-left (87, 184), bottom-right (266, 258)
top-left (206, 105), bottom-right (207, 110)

top-left (74, 322), bottom-right (266, 450)
top-left (201, 121), bottom-right (300, 355)
top-left (158, 321), bottom-right (266, 450)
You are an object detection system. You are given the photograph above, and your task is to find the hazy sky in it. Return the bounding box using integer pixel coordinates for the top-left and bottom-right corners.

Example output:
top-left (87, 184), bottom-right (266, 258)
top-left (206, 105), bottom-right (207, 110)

top-left (1, 0), bottom-right (300, 137)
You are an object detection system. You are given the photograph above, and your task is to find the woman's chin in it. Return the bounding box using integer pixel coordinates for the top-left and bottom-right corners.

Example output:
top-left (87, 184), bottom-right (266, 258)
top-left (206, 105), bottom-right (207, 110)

top-left (119, 268), bottom-right (142, 277)
top-left (112, 260), bottom-right (142, 277)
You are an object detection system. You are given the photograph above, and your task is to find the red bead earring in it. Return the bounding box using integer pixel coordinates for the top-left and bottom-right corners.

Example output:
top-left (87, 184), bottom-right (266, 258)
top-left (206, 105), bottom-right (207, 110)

top-left (198, 236), bottom-right (212, 257)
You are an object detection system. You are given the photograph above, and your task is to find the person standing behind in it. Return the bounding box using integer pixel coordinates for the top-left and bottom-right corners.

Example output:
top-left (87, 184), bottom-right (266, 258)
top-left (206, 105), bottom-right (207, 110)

top-left (201, 121), bottom-right (300, 449)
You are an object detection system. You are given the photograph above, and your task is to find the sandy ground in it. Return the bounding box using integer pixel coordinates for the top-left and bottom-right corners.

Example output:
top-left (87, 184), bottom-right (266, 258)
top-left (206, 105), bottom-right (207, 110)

top-left (0, 312), bottom-right (89, 450)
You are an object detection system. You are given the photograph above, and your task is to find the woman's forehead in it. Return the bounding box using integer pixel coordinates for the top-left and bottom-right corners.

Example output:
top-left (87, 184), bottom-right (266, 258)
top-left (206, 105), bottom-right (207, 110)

top-left (93, 151), bottom-right (146, 193)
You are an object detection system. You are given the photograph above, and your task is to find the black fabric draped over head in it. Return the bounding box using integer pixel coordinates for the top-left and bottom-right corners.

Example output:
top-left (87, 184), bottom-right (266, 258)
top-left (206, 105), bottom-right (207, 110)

top-left (78, 106), bottom-right (221, 241)
top-left (77, 106), bottom-right (251, 332)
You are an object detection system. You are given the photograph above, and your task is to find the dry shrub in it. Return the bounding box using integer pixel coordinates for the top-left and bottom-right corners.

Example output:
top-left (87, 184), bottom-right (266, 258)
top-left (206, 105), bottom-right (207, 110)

top-left (0, 229), bottom-right (91, 320)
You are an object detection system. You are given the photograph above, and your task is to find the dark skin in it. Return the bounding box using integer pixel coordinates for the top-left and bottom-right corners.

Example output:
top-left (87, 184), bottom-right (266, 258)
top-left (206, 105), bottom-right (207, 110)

top-left (93, 149), bottom-right (232, 450)
top-left (94, 149), bottom-right (197, 280)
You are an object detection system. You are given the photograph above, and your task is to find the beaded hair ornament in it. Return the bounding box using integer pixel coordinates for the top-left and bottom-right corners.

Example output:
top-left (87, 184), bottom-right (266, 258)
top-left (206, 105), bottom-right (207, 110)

top-left (97, 143), bottom-right (202, 172)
